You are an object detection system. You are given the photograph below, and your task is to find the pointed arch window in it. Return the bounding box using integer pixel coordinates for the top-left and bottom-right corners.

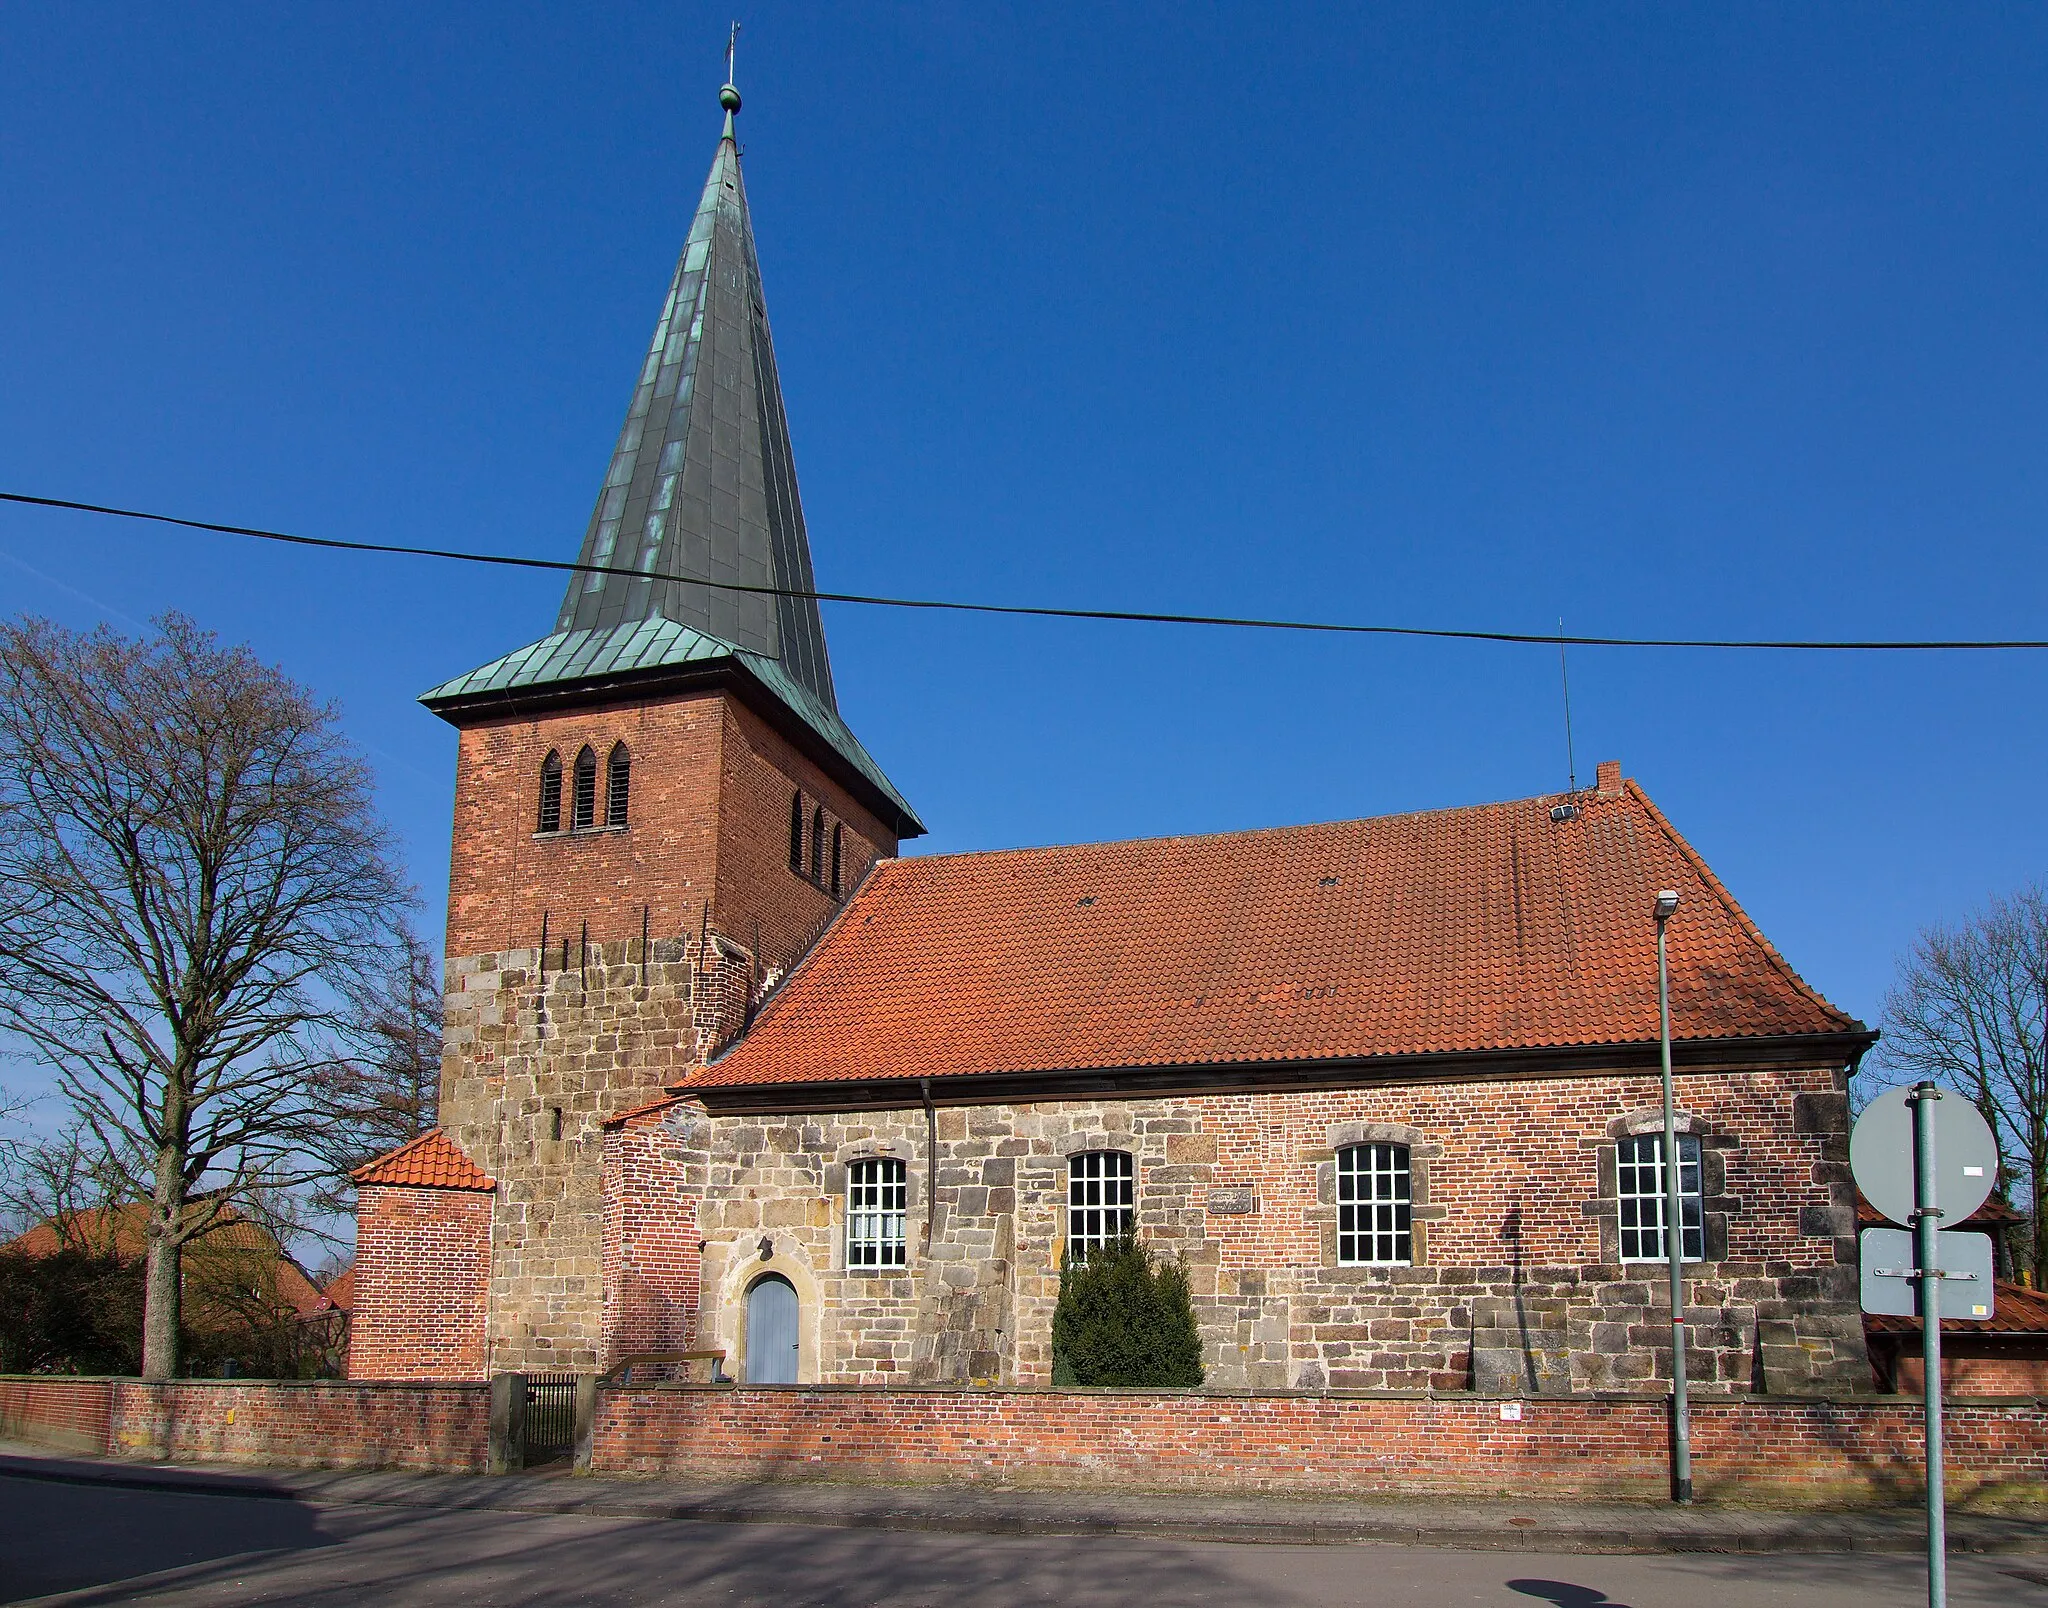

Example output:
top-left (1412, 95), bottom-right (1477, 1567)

top-left (789, 790), bottom-right (805, 873)
top-left (537, 751), bottom-right (563, 834)
top-left (606, 743), bottom-right (630, 827)
top-left (571, 746), bottom-right (597, 831)
top-left (811, 806), bottom-right (826, 885)
top-left (830, 823), bottom-right (844, 900)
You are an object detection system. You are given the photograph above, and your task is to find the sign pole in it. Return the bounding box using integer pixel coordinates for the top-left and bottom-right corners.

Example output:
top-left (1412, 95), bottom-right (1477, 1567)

top-left (1910, 1081), bottom-right (1946, 1608)
top-left (1655, 901), bottom-right (1692, 1502)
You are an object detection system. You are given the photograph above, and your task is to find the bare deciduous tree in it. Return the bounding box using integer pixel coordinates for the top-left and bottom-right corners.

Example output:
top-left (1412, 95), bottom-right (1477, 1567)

top-left (305, 923), bottom-right (442, 1217)
top-left (0, 613), bottom-right (408, 1378)
top-left (1875, 884), bottom-right (2048, 1286)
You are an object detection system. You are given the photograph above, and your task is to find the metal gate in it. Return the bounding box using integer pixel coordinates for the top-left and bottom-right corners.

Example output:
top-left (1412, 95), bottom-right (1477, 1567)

top-left (524, 1373), bottom-right (578, 1465)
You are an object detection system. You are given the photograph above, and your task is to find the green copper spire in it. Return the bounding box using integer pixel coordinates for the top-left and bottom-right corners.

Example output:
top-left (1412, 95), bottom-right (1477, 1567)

top-left (555, 55), bottom-right (837, 712)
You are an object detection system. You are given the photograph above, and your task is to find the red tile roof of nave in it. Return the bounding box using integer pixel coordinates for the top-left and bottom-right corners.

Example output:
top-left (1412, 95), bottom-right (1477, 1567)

top-left (682, 777), bottom-right (1865, 1093)
top-left (350, 1129), bottom-right (496, 1191)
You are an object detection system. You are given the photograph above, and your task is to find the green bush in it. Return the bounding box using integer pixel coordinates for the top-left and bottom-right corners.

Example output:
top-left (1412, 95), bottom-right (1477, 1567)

top-left (1050, 1234), bottom-right (1204, 1388)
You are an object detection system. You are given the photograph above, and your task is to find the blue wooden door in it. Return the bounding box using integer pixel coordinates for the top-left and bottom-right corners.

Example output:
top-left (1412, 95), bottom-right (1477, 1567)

top-left (746, 1275), bottom-right (799, 1384)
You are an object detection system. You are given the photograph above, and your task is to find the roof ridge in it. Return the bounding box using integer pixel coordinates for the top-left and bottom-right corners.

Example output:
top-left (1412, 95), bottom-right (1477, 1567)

top-left (1623, 777), bottom-right (1864, 1037)
top-left (892, 788), bottom-right (1592, 869)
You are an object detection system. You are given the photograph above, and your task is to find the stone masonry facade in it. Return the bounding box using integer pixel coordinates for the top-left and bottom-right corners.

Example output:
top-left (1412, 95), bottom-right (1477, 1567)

top-left (603, 1062), bottom-right (1869, 1396)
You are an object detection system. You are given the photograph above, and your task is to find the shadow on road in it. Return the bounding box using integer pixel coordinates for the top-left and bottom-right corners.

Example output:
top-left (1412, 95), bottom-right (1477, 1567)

top-left (0, 1471), bottom-right (335, 1602)
top-left (1508, 1580), bottom-right (1637, 1608)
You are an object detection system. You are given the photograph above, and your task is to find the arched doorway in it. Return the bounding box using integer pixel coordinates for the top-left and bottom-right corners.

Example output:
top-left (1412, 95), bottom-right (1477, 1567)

top-left (745, 1274), bottom-right (800, 1384)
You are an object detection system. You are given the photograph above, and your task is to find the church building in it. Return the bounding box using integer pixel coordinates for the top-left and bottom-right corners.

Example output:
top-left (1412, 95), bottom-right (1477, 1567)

top-left (345, 80), bottom-right (1875, 1399)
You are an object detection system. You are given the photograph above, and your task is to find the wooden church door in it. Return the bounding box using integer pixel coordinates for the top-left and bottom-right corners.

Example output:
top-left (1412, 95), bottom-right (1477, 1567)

top-left (746, 1275), bottom-right (799, 1384)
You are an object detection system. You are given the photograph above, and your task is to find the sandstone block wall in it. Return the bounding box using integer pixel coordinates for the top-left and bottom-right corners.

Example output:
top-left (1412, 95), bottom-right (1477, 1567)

top-left (439, 938), bottom-right (703, 1372)
top-left (655, 1065), bottom-right (1868, 1395)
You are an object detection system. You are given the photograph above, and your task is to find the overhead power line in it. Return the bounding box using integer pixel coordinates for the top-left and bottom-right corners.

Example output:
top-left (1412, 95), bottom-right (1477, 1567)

top-left (4, 488), bottom-right (2045, 653)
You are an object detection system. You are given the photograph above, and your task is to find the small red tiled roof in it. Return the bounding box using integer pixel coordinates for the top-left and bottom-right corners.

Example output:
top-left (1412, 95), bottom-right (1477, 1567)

top-left (1867, 1280), bottom-right (2048, 1338)
top-left (1859, 1196), bottom-right (2021, 1229)
top-left (351, 1129), bottom-right (495, 1191)
top-left (319, 1268), bottom-right (356, 1313)
top-left (683, 775), bottom-right (1864, 1094)
top-left (602, 1094), bottom-right (684, 1131)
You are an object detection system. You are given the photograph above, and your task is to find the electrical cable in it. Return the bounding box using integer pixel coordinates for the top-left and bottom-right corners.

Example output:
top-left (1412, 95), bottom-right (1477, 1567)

top-left (4, 488), bottom-right (2044, 652)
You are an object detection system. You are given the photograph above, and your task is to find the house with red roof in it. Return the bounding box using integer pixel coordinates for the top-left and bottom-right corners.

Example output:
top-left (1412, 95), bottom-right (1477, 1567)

top-left (346, 83), bottom-right (1879, 1399)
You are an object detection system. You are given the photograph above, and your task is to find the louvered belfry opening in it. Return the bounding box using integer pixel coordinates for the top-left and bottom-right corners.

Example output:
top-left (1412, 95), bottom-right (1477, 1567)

top-left (606, 742), bottom-right (630, 827)
top-left (571, 746), bottom-right (597, 831)
top-left (537, 751), bottom-right (563, 833)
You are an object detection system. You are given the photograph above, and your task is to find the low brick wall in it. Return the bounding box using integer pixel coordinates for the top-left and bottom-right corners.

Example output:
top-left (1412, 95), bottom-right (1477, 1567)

top-left (1, 1377), bottom-right (489, 1473)
top-left (592, 1387), bottom-right (2048, 1507)
top-left (0, 1377), bottom-right (118, 1455)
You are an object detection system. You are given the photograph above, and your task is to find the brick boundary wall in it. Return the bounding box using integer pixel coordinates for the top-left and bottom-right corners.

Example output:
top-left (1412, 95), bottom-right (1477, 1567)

top-left (1, 1378), bottom-right (489, 1473)
top-left (591, 1387), bottom-right (2048, 1507)
top-left (6, 1377), bottom-right (2044, 1506)
top-left (0, 1377), bottom-right (117, 1455)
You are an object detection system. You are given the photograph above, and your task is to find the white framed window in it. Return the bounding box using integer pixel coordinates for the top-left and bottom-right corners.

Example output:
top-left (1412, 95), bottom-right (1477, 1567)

top-left (1617, 1133), bottom-right (1704, 1263)
top-left (1067, 1150), bottom-right (1134, 1259)
top-left (846, 1157), bottom-right (907, 1270)
top-left (1337, 1143), bottom-right (1413, 1265)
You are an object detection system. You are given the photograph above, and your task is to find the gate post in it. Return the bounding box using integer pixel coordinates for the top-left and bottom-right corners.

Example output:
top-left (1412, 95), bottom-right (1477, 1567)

top-left (573, 1373), bottom-right (599, 1473)
top-left (488, 1373), bottom-right (528, 1475)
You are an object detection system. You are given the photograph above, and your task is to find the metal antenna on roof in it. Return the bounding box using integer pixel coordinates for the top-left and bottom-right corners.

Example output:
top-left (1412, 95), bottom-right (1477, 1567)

top-left (1551, 618), bottom-right (1581, 824)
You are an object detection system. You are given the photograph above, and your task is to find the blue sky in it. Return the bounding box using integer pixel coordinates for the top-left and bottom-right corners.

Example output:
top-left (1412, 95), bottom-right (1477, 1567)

top-left (2, 2), bottom-right (2045, 1110)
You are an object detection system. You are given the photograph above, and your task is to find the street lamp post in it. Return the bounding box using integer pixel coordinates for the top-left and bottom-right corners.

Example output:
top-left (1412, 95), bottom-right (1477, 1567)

top-left (1654, 888), bottom-right (1693, 1504)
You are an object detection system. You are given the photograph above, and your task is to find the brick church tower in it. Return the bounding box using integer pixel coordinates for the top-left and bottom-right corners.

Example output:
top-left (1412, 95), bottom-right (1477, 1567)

top-left (348, 74), bottom-right (922, 1378)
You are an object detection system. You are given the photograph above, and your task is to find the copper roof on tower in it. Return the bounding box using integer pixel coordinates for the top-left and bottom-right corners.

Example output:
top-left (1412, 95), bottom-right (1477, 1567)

top-left (555, 78), bottom-right (835, 711)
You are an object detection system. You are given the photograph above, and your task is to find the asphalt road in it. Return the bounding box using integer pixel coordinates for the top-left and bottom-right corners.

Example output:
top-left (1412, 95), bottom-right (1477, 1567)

top-left (2, 1472), bottom-right (2045, 1608)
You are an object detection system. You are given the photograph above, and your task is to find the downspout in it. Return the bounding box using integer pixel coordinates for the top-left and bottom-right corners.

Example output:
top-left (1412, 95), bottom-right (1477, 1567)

top-left (920, 1077), bottom-right (938, 1253)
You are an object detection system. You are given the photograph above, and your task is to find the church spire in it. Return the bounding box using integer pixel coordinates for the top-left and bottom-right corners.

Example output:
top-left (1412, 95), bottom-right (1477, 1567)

top-left (556, 61), bottom-right (837, 711)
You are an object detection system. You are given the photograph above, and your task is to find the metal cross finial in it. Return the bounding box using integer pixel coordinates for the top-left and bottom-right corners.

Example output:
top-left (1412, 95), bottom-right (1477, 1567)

top-left (719, 20), bottom-right (743, 129)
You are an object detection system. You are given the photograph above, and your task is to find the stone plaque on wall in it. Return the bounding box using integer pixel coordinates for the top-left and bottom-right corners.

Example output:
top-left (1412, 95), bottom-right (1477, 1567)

top-left (1206, 1188), bottom-right (1258, 1215)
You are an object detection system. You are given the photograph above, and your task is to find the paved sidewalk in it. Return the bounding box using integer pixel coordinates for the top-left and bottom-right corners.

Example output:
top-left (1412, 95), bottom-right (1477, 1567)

top-left (2, 1440), bottom-right (2041, 1557)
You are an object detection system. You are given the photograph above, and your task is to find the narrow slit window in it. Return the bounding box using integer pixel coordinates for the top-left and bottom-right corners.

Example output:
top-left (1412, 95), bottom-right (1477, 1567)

top-left (571, 746), bottom-right (597, 831)
top-left (846, 1157), bottom-right (908, 1270)
top-left (789, 790), bottom-right (805, 873)
top-left (1067, 1151), bottom-right (1135, 1260)
top-left (606, 743), bottom-right (630, 827)
top-left (538, 751), bottom-right (563, 834)
top-left (811, 807), bottom-right (826, 885)
top-left (830, 824), bottom-right (844, 900)
top-left (1336, 1144), bottom-right (1413, 1265)
top-left (1618, 1134), bottom-right (1704, 1263)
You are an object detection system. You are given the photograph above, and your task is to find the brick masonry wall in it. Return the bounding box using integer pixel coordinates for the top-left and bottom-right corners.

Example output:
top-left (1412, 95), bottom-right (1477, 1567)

top-left (347, 1184), bottom-right (492, 1381)
top-left (0, 1377), bottom-right (115, 1454)
top-left (591, 1385), bottom-right (2048, 1505)
top-left (656, 1064), bottom-right (1869, 1395)
top-left (603, 1119), bottom-right (701, 1363)
top-left (441, 687), bottom-right (896, 977)
top-left (714, 696), bottom-right (894, 978)
top-left (444, 693), bottom-right (724, 960)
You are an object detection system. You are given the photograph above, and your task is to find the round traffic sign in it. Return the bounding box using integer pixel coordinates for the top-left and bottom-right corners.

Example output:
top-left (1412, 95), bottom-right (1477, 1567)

top-left (1850, 1085), bottom-right (2000, 1228)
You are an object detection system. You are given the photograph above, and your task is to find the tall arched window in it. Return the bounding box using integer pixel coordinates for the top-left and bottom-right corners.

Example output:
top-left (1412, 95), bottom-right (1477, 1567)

top-left (1067, 1150), bottom-right (1135, 1260)
top-left (830, 823), bottom-right (844, 899)
top-left (571, 746), bottom-right (597, 831)
top-left (788, 790), bottom-right (805, 873)
top-left (1336, 1143), bottom-right (1412, 1266)
top-left (606, 742), bottom-right (630, 827)
top-left (811, 806), bottom-right (826, 884)
top-left (537, 751), bottom-right (563, 834)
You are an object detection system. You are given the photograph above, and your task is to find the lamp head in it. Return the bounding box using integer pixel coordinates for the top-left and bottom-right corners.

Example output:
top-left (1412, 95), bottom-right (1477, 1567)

top-left (1654, 890), bottom-right (1681, 922)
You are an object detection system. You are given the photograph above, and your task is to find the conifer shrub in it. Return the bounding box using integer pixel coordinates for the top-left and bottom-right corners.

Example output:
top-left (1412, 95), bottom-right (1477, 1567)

top-left (1050, 1234), bottom-right (1204, 1388)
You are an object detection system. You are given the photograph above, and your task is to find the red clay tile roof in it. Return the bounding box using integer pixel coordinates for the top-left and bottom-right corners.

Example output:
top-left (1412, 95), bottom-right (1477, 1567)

top-left (3, 1202), bottom-right (325, 1317)
top-left (1859, 1196), bottom-right (2021, 1229)
top-left (1867, 1280), bottom-right (2048, 1338)
top-left (351, 1129), bottom-right (495, 1191)
top-left (682, 776), bottom-right (1864, 1094)
top-left (319, 1268), bottom-right (356, 1313)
